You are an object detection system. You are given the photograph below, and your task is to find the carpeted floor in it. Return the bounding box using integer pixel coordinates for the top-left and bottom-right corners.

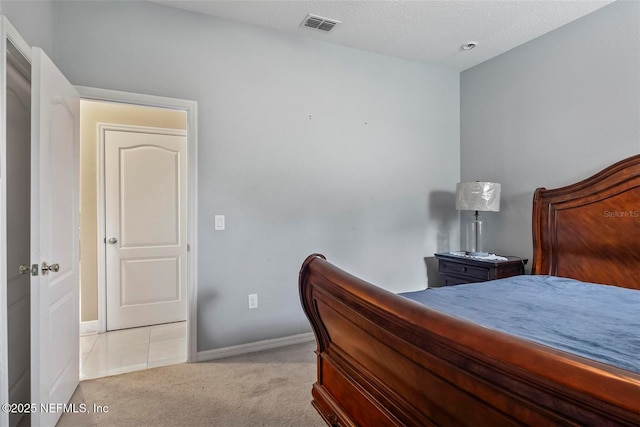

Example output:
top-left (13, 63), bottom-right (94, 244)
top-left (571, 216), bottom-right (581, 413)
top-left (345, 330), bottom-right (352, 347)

top-left (57, 340), bottom-right (325, 426)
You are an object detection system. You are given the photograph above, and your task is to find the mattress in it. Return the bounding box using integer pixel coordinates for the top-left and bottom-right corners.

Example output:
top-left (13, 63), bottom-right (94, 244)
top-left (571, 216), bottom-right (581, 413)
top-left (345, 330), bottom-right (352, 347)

top-left (400, 275), bottom-right (640, 374)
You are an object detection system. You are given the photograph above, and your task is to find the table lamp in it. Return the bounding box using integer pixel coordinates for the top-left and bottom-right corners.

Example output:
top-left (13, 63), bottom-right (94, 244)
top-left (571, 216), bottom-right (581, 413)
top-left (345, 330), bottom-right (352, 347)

top-left (455, 182), bottom-right (501, 256)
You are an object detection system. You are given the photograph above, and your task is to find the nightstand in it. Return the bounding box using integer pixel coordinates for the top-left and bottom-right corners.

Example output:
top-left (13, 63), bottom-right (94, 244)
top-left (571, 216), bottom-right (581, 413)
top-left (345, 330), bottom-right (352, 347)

top-left (434, 252), bottom-right (527, 286)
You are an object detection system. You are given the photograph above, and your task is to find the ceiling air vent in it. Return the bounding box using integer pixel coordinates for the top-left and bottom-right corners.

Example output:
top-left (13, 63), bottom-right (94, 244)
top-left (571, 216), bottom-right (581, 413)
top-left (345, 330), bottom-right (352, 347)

top-left (302, 14), bottom-right (341, 32)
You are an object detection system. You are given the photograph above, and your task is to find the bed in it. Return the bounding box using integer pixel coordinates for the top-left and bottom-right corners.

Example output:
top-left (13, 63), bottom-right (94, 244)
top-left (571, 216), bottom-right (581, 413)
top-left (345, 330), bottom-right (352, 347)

top-left (298, 154), bottom-right (640, 426)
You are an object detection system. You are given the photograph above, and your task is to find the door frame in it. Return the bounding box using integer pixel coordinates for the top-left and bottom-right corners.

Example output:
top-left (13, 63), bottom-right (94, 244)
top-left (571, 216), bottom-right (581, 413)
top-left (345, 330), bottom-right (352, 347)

top-left (0, 16), bottom-right (32, 427)
top-left (76, 86), bottom-right (198, 363)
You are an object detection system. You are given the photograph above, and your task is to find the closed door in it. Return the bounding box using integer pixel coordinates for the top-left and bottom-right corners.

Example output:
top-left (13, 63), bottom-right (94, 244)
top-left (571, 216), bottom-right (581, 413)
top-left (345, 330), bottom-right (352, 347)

top-left (105, 129), bottom-right (187, 331)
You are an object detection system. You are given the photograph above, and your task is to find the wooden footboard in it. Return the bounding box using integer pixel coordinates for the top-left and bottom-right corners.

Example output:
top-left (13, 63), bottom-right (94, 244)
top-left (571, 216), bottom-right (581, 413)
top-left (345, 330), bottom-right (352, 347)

top-left (299, 254), bottom-right (640, 426)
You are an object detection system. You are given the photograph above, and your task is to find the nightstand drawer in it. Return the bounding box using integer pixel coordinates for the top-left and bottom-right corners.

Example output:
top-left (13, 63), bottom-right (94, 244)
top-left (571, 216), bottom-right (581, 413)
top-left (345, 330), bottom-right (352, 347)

top-left (439, 261), bottom-right (490, 281)
top-left (440, 274), bottom-right (482, 286)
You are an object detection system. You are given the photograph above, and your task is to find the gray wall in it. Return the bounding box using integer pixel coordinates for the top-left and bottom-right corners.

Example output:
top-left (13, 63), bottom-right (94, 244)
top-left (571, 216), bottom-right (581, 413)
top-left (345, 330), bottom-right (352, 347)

top-left (0, 0), bottom-right (54, 57)
top-left (4, 1), bottom-right (459, 350)
top-left (460, 0), bottom-right (640, 264)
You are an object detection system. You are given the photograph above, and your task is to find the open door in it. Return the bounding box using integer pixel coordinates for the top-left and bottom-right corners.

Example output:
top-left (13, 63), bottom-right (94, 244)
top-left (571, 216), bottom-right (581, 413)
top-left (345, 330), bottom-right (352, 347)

top-left (30, 47), bottom-right (79, 427)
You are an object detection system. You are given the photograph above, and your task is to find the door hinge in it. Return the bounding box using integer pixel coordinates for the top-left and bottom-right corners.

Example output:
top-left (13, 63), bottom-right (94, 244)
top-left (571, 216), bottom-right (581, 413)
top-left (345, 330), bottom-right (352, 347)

top-left (187, 244), bottom-right (190, 252)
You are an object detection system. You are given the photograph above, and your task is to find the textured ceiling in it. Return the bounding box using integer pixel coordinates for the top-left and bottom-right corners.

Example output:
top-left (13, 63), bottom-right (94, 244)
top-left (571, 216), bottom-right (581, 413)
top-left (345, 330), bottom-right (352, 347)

top-left (150, 0), bottom-right (615, 71)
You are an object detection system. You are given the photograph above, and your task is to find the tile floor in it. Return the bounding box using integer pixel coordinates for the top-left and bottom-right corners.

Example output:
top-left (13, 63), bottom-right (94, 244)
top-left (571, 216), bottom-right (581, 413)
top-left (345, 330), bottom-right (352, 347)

top-left (80, 321), bottom-right (187, 380)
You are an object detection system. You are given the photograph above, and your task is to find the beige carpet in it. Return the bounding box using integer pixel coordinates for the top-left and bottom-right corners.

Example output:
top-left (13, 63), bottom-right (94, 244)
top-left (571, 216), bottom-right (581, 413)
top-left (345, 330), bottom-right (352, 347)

top-left (58, 341), bottom-right (325, 427)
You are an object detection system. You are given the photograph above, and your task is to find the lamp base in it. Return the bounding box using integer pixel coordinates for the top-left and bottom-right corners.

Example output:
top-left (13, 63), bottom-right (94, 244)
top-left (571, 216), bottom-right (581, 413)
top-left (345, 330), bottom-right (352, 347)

top-left (464, 212), bottom-right (486, 255)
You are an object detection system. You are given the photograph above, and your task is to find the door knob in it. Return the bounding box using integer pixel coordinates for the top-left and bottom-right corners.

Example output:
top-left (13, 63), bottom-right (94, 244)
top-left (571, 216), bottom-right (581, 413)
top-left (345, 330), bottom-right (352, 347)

top-left (108, 237), bottom-right (118, 244)
top-left (42, 261), bottom-right (60, 275)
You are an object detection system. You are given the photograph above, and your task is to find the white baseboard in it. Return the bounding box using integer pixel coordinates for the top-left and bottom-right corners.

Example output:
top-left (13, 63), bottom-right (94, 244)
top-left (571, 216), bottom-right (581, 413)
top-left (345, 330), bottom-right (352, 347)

top-left (80, 320), bottom-right (100, 336)
top-left (197, 332), bottom-right (315, 362)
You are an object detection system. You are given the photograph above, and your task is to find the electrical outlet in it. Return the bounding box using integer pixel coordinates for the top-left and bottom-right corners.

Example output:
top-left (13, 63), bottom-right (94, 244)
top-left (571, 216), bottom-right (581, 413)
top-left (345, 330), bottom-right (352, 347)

top-left (248, 293), bottom-right (258, 309)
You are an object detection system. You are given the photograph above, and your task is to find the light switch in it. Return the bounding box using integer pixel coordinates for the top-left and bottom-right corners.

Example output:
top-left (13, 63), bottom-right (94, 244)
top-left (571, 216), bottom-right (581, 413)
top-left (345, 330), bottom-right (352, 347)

top-left (214, 215), bottom-right (225, 230)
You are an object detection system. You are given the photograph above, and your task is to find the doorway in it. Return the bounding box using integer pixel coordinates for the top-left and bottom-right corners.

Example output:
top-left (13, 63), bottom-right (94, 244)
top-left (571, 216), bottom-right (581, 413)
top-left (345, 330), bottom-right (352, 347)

top-left (1, 17), bottom-right (197, 426)
top-left (77, 92), bottom-right (198, 378)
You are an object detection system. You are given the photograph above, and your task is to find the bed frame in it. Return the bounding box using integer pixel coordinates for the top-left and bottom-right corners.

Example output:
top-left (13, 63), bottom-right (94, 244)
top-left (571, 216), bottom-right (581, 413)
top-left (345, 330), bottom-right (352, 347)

top-left (299, 155), bottom-right (640, 426)
top-left (532, 155), bottom-right (640, 289)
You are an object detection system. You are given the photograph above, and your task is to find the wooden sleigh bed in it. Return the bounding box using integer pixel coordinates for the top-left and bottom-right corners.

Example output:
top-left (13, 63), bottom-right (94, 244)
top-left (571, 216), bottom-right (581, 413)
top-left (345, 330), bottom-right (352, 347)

top-left (299, 155), bottom-right (640, 426)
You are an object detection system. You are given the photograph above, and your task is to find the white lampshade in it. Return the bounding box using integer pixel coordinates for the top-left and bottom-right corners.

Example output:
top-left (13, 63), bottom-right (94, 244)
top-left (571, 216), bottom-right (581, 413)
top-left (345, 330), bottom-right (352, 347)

top-left (455, 182), bottom-right (501, 212)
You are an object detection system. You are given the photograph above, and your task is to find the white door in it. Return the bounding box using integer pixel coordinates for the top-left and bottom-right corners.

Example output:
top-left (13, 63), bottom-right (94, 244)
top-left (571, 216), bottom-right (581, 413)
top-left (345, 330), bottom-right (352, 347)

top-left (105, 129), bottom-right (187, 331)
top-left (30, 47), bottom-right (80, 427)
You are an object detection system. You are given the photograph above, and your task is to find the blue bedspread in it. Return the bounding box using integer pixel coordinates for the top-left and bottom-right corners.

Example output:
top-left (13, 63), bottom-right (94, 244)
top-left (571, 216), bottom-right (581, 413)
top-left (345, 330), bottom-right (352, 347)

top-left (400, 275), bottom-right (640, 374)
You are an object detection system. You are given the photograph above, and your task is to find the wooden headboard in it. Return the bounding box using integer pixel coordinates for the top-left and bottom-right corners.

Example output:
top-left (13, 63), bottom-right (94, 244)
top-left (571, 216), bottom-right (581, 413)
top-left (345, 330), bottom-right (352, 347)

top-left (532, 154), bottom-right (640, 289)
